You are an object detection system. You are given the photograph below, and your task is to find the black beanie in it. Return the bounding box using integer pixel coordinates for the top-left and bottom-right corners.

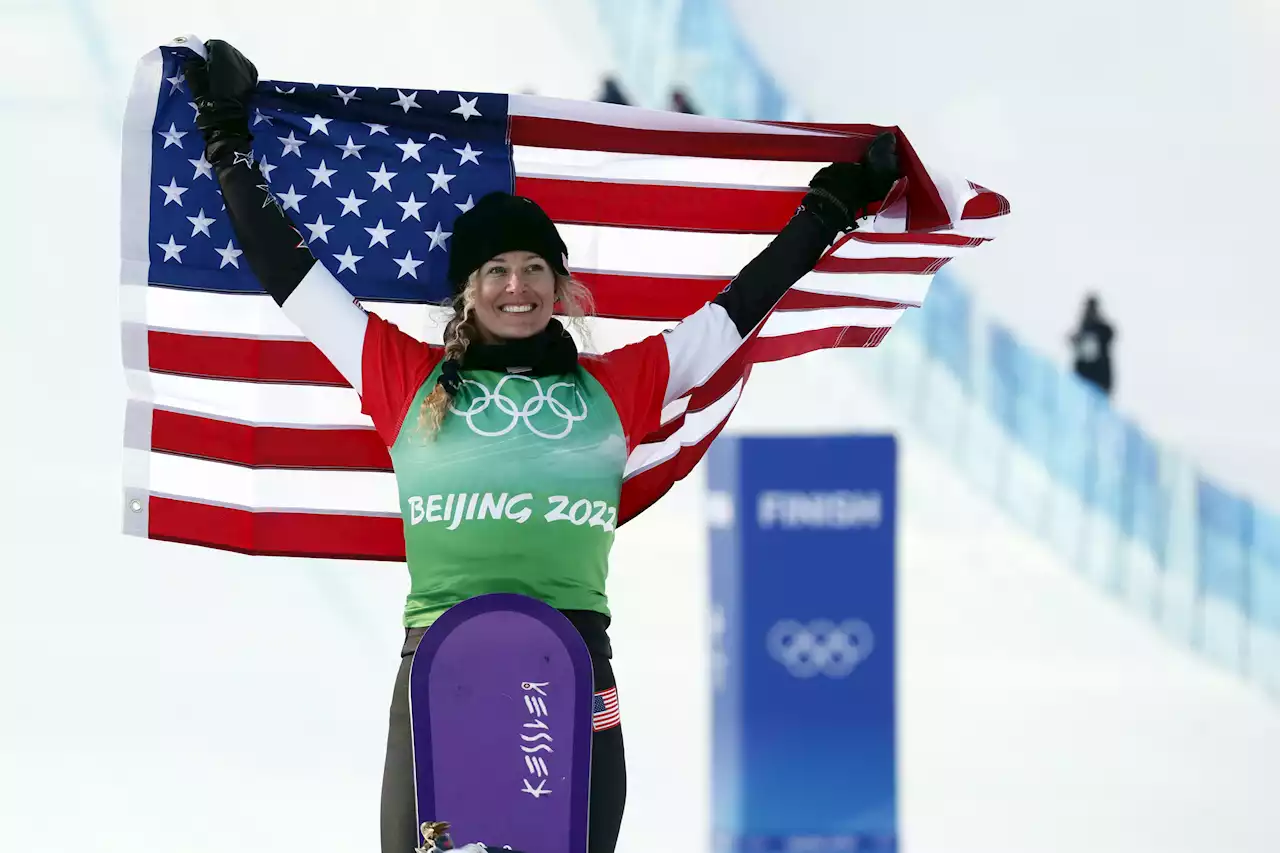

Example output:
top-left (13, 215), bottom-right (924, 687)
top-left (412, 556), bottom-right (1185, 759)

top-left (446, 192), bottom-right (570, 292)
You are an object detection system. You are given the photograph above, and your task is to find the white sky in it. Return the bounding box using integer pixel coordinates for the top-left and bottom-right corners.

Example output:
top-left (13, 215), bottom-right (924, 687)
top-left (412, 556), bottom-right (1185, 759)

top-left (728, 0), bottom-right (1280, 509)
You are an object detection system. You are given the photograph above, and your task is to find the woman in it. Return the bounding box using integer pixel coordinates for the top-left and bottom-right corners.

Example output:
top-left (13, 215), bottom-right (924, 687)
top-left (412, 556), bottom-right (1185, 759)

top-left (184, 39), bottom-right (900, 853)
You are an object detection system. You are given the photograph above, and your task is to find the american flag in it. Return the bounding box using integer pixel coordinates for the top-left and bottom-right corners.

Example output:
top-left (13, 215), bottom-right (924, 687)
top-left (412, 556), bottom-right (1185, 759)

top-left (592, 687), bottom-right (621, 733)
top-left (119, 36), bottom-right (1008, 559)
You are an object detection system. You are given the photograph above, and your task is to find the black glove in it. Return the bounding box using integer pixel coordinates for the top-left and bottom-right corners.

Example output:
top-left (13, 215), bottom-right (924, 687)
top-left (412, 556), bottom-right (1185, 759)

top-left (183, 39), bottom-right (259, 164)
top-left (803, 131), bottom-right (901, 234)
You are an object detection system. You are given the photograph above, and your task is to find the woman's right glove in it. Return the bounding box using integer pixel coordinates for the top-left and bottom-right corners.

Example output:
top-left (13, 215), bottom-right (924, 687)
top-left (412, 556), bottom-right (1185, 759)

top-left (180, 39), bottom-right (317, 307)
top-left (802, 131), bottom-right (902, 234)
top-left (183, 39), bottom-right (259, 165)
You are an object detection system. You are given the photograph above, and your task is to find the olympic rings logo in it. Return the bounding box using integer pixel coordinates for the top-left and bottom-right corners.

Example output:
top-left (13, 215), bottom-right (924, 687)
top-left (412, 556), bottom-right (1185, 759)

top-left (766, 618), bottom-right (875, 679)
top-left (448, 374), bottom-right (588, 440)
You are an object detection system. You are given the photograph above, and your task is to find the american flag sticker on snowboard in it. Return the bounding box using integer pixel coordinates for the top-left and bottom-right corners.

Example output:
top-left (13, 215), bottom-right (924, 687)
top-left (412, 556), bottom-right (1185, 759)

top-left (592, 686), bottom-right (621, 733)
top-left (409, 594), bottom-right (595, 853)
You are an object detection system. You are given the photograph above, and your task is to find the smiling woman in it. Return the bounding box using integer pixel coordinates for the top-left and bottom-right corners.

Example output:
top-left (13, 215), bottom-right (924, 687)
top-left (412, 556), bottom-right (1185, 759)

top-left (477, 252), bottom-right (559, 334)
top-left (419, 194), bottom-right (598, 436)
top-left (448, 191), bottom-right (574, 342)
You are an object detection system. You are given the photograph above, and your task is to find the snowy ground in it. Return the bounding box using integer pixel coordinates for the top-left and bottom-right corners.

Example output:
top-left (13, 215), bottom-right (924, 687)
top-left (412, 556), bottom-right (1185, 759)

top-left (2, 2), bottom-right (1279, 852)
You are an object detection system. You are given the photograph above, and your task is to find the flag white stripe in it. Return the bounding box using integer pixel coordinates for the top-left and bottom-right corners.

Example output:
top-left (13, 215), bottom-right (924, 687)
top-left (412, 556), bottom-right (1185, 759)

top-left (119, 47), bottom-right (166, 415)
top-left (830, 235), bottom-right (978, 260)
top-left (760, 305), bottom-right (905, 338)
top-left (135, 286), bottom-right (450, 343)
top-left (143, 450), bottom-right (398, 514)
top-left (132, 369), bottom-right (372, 427)
top-left (939, 213), bottom-right (1004, 241)
top-left (558, 223), bottom-right (967, 279)
top-left (509, 94), bottom-right (844, 138)
top-left (121, 54), bottom-right (160, 289)
top-left (137, 271), bottom-right (928, 340)
top-left (795, 271), bottom-right (931, 304)
top-left (659, 395), bottom-right (691, 426)
top-left (564, 223), bottom-right (975, 277)
top-left (557, 224), bottom-right (779, 278)
top-left (623, 379), bottom-right (745, 478)
top-left (513, 145), bottom-right (824, 190)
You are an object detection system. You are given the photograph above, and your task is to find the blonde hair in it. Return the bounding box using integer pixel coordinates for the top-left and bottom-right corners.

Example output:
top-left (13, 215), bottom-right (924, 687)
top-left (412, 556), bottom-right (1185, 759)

top-left (417, 272), bottom-right (595, 438)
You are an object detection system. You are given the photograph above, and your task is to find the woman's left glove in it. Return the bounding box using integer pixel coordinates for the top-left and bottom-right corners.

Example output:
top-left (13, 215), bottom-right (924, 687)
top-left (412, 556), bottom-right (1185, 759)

top-left (803, 131), bottom-right (901, 234)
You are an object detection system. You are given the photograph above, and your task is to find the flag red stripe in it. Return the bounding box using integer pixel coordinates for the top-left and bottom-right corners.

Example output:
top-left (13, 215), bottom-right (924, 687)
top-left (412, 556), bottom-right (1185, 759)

top-left (579, 270), bottom-right (914, 320)
top-left (750, 324), bottom-right (888, 363)
top-left (777, 291), bottom-right (911, 311)
top-left (814, 255), bottom-right (948, 275)
top-left (148, 329), bottom-right (347, 386)
top-left (148, 496), bottom-right (405, 561)
top-left (150, 408), bottom-right (391, 470)
top-left (838, 231), bottom-right (988, 249)
top-left (572, 271), bottom-right (730, 320)
top-left (511, 115), bottom-right (876, 164)
top-left (964, 187), bottom-right (1011, 219)
top-left (515, 175), bottom-right (805, 235)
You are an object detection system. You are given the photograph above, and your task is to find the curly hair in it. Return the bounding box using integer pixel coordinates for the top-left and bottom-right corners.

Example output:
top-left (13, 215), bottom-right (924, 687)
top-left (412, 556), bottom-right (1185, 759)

top-left (416, 273), bottom-right (595, 438)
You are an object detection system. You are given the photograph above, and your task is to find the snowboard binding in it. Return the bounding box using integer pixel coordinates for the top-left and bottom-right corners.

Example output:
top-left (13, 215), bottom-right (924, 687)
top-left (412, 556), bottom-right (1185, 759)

top-left (416, 820), bottom-right (455, 852)
top-left (416, 821), bottom-right (528, 853)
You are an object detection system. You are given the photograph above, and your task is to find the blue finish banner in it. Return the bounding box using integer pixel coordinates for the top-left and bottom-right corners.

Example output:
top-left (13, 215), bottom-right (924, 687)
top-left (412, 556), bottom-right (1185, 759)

top-left (708, 435), bottom-right (898, 853)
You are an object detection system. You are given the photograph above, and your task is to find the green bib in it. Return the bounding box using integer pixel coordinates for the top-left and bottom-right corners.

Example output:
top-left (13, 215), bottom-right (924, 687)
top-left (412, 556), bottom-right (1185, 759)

top-left (389, 366), bottom-right (629, 627)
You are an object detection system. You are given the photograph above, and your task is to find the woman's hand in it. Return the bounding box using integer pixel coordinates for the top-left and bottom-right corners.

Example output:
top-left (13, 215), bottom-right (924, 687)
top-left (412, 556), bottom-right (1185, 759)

top-left (803, 131), bottom-right (901, 234)
top-left (184, 40), bottom-right (259, 164)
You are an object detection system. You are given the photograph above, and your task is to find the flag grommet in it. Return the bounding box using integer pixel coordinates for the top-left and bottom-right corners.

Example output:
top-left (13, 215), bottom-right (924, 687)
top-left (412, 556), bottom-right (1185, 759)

top-left (129, 499), bottom-right (143, 513)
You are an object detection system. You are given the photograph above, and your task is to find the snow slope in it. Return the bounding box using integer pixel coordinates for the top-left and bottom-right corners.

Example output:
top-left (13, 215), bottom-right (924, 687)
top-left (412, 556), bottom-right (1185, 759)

top-left (1, 2), bottom-right (1278, 852)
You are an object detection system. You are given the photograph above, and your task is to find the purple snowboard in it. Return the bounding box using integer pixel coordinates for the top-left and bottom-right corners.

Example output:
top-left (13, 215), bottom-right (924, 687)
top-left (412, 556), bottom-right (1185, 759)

top-left (409, 593), bottom-right (594, 853)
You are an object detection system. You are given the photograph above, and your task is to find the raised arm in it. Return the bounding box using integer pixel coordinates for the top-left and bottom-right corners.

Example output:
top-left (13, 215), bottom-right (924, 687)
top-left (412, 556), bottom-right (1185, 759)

top-left (583, 136), bottom-right (901, 444)
top-left (660, 133), bottom-right (901, 405)
top-left (185, 40), bottom-right (369, 394)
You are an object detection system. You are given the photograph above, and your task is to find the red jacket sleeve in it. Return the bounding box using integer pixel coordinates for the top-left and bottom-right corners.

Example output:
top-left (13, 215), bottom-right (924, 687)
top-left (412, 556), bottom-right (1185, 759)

top-left (580, 334), bottom-right (671, 453)
top-left (359, 312), bottom-right (444, 446)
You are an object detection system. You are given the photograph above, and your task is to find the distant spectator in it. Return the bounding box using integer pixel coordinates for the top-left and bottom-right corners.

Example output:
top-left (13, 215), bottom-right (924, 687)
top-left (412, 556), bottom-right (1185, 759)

top-left (669, 87), bottom-right (699, 114)
top-left (1068, 293), bottom-right (1115, 397)
top-left (597, 76), bottom-right (630, 106)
